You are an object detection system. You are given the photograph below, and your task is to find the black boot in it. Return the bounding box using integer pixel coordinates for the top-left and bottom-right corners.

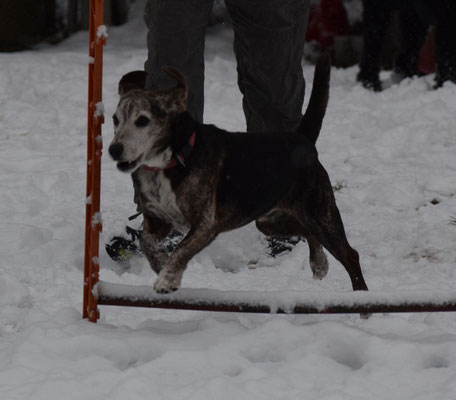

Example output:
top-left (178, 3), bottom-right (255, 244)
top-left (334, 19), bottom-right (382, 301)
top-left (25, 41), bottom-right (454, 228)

top-left (105, 226), bottom-right (142, 263)
top-left (267, 236), bottom-right (301, 257)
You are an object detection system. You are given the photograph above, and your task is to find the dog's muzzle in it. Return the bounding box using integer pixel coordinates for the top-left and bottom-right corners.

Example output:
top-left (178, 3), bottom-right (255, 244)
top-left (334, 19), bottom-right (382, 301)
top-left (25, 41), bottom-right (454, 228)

top-left (109, 143), bottom-right (140, 172)
top-left (109, 143), bottom-right (124, 160)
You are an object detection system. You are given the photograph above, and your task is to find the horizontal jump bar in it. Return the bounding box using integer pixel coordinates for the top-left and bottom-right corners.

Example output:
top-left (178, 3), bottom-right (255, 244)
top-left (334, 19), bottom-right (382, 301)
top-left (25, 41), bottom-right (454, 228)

top-left (95, 281), bottom-right (456, 314)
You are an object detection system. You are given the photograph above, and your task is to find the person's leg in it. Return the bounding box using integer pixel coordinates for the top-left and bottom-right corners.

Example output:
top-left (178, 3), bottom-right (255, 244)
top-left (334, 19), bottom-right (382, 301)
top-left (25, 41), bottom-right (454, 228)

top-left (393, 3), bottom-right (428, 80)
top-left (357, 0), bottom-right (394, 91)
top-left (144, 0), bottom-right (214, 122)
top-left (433, 0), bottom-right (456, 87)
top-left (107, 1), bottom-right (213, 264)
top-left (225, 0), bottom-right (310, 133)
top-left (225, 0), bottom-right (309, 255)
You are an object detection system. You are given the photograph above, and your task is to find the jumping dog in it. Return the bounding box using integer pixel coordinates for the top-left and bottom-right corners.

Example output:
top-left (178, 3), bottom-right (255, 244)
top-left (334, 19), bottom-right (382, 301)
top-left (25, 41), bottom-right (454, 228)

top-left (108, 54), bottom-right (369, 295)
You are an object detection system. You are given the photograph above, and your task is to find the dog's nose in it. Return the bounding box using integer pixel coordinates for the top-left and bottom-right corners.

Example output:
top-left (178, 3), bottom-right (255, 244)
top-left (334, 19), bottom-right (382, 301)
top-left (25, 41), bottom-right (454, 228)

top-left (109, 143), bottom-right (124, 160)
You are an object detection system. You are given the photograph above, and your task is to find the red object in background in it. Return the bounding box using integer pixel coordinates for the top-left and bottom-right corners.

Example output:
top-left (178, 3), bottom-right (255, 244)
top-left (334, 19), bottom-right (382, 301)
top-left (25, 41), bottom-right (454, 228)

top-left (306, 0), bottom-right (349, 46)
top-left (418, 28), bottom-right (435, 74)
top-left (307, 0), bottom-right (435, 74)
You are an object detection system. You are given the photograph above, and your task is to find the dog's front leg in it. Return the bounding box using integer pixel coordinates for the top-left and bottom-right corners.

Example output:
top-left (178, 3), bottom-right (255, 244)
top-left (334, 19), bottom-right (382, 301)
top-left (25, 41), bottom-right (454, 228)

top-left (140, 215), bottom-right (172, 274)
top-left (154, 225), bottom-right (217, 294)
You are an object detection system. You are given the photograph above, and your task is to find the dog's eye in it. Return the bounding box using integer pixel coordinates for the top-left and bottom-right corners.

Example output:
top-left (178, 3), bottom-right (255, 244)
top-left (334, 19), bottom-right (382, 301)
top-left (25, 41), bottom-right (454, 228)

top-left (112, 115), bottom-right (119, 126)
top-left (135, 116), bottom-right (150, 127)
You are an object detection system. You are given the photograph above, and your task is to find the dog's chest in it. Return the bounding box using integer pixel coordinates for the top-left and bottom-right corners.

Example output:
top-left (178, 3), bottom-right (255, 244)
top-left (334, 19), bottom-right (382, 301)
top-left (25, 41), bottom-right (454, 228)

top-left (135, 170), bottom-right (188, 229)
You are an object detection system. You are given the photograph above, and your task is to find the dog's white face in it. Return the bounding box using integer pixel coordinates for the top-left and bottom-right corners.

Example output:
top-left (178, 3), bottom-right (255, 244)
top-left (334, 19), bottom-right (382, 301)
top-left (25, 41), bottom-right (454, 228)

top-left (109, 67), bottom-right (187, 173)
top-left (110, 91), bottom-right (171, 173)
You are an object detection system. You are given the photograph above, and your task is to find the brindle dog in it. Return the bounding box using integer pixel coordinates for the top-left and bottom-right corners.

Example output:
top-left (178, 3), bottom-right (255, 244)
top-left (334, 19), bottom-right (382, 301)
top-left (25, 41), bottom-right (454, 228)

top-left (108, 54), bottom-right (368, 295)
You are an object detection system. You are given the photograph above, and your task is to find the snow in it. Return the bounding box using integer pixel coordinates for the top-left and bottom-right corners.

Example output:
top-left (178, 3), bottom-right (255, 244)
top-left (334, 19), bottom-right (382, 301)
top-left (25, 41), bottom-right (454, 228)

top-left (94, 101), bottom-right (105, 118)
top-left (1, 1), bottom-right (456, 399)
top-left (91, 211), bottom-right (103, 228)
top-left (96, 25), bottom-right (109, 39)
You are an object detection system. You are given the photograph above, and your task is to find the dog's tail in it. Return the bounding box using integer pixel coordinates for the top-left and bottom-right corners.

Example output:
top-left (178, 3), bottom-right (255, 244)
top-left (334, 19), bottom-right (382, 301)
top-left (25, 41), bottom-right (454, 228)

top-left (298, 53), bottom-right (331, 145)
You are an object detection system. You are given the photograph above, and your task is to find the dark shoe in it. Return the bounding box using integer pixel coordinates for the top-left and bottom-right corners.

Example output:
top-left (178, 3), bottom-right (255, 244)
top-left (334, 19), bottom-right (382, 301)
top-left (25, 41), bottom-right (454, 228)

top-left (105, 226), bottom-right (185, 262)
top-left (357, 70), bottom-right (382, 92)
top-left (105, 226), bottom-right (141, 262)
top-left (267, 236), bottom-right (301, 257)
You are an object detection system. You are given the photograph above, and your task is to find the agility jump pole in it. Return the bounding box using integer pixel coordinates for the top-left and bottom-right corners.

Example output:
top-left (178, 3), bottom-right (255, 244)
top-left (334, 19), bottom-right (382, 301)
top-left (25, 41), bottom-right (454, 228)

top-left (83, 0), bottom-right (105, 323)
top-left (82, 1), bottom-right (456, 322)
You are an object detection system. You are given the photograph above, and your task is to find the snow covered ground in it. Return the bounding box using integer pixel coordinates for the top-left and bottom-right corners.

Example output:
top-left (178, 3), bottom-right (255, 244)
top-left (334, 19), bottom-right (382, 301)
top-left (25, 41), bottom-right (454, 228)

top-left (1, 1), bottom-right (456, 399)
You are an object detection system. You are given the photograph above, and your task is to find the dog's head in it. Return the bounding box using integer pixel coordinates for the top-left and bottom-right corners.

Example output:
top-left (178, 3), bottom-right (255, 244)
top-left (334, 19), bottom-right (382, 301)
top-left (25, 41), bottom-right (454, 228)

top-left (108, 67), bottom-right (187, 173)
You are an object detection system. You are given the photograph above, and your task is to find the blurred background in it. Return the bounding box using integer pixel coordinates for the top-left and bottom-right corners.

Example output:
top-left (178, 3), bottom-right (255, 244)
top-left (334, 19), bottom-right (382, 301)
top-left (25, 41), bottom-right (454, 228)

top-left (0, 0), bottom-right (434, 73)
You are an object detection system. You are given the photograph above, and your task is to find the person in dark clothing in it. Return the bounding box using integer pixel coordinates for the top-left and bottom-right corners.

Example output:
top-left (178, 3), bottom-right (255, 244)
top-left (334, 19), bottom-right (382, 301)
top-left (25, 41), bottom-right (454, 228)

top-left (144, 0), bottom-right (311, 132)
top-left (106, 0), bottom-right (312, 261)
top-left (358, 0), bottom-right (456, 91)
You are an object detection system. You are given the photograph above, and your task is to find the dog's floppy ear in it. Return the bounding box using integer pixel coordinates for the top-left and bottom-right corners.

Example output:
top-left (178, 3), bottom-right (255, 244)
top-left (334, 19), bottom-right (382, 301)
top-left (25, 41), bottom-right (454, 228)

top-left (118, 70), bottom-right (148, 96)
top-left (161, 66), bottom-right (188, 110)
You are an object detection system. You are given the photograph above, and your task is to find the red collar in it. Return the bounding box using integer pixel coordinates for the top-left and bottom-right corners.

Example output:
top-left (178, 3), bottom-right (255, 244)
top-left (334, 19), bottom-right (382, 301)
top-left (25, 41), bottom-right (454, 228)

top-left (143, 132), bottom-right (196, 172)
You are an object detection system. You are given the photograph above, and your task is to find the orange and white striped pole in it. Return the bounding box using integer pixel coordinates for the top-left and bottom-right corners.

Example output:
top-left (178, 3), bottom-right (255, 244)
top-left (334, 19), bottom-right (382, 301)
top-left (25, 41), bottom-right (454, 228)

top-left (83, 0), bottom-right (106, 322)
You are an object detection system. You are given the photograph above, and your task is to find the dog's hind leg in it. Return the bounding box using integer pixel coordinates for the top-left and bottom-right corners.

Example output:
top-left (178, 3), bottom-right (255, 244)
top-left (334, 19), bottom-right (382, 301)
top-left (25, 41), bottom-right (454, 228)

top-left (256, 213), bottom-right (328, 279)
top-left (154, 225), bottom-right (218, 294)
top-left (307, 236), bottom-right (328, 280)
top-left (140, 215), bottom-right (172, 274)
top-left (320, 230), bottom-right (367, 292)
top-left (300, 206), bottom-right (368, 292)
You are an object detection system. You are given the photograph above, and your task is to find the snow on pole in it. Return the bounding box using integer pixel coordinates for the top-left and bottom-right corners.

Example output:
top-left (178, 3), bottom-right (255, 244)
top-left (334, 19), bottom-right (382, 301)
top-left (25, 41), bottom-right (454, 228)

top-left (96, 25), bottom-right (108, 39)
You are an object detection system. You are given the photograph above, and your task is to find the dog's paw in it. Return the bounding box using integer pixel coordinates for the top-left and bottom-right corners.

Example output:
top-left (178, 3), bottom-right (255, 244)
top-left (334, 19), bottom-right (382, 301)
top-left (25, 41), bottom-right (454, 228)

top-left (153, 270), bottom-right (182, 294)
top-left (310, 253), bottom-right (328, 280)
top-left (360, 313), bottom-right (371, 320)
top-left (312, 268), bottom-right (328, 280)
